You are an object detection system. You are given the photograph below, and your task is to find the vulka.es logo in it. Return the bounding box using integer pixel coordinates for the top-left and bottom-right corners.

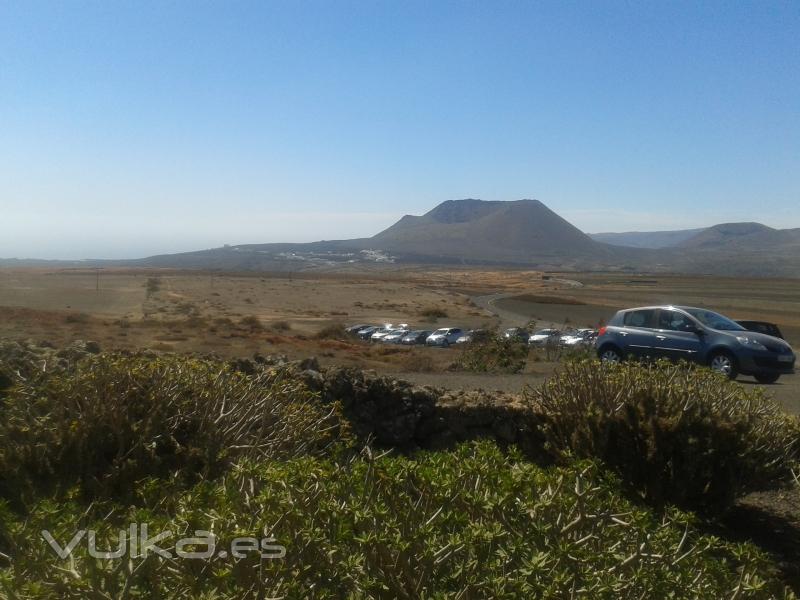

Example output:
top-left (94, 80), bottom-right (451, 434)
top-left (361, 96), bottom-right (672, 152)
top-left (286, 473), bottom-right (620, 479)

top-left (42, 524), bottom-right (286, 560)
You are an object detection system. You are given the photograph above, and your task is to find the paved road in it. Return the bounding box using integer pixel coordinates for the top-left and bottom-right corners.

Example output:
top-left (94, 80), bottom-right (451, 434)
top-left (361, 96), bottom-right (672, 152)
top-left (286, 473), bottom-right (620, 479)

top-left (472, 293), bottom-right (527, 327)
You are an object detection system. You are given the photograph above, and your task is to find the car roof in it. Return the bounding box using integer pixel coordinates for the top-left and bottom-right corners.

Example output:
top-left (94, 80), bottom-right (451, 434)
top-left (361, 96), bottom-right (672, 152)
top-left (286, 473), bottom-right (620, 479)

top-left (619, 305), bottom-right (706, 313)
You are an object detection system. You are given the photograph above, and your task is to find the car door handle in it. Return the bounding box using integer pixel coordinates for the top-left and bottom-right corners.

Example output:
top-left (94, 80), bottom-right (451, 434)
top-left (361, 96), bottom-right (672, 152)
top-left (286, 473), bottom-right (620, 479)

top-left (619, 332), bottom-right (628, 337)
top-left (656, 335), bottom-right (666, 340)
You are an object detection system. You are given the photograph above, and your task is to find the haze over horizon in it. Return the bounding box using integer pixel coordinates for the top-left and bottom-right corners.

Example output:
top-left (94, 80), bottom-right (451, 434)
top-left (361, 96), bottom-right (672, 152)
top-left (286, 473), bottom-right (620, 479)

top-left (2, 1), bottom-right (798, 260)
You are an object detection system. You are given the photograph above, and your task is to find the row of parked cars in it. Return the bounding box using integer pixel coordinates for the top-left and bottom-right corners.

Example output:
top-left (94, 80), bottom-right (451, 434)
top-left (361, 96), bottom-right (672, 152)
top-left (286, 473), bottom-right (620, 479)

top-left (345, 324), bottom-right (466, 347)
top-left (500, 327), bottom-right (598, 348)
top-left (345, 323), bottom-right (600, 349)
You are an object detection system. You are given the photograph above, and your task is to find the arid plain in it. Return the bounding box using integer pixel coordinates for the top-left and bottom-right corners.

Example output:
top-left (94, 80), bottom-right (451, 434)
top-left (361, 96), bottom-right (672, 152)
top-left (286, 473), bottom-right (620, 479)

top-left (1, 266), bottom-right (798, 412)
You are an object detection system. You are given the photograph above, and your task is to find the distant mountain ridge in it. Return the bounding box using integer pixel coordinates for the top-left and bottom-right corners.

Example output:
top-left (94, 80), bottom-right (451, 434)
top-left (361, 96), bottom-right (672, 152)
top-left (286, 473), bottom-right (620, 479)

top-left (590, 228), bottom-right (707, 249)
top-left (4, 199), bottom-right (800, 277)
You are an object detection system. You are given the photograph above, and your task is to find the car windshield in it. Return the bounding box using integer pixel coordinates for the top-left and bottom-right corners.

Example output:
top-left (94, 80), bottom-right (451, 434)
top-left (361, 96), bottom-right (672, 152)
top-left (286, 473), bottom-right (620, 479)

top-left (683, 308), bottom-right (745, 331)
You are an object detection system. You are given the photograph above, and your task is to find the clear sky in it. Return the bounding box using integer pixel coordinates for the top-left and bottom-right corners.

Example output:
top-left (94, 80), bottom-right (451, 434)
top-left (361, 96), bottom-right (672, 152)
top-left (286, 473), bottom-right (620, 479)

top-left (1, 1), bottom-right (798, 259)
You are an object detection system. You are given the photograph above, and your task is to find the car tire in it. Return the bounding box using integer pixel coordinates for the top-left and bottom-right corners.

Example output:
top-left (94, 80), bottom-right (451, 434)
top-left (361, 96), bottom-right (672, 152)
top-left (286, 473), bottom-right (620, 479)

top-left (442, 340), bottom-right (450, 348)
top-left (598, 345), bottom-right (623, 363)
top-left (708, 351), bottom-right (739, 380)
top-left (754, 373), bottom-right (780, 384)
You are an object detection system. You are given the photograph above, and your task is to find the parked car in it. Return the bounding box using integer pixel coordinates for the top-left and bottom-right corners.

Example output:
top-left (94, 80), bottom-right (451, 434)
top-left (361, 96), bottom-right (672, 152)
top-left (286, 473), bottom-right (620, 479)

top-left (736, 320), bottom-right (785, 340)
top-left (528, 328), bottom-right (561, 346)
top-left (456, 329), bottom-right (490, 344)
top-left (381, 328), bottom-right (410, 343)
top-left (370, 326), bottom-right (398, 342)
top-left (503, 327), bottom-right (530, 343)
top-left (356, 326), bottom-right (381, 340)
top-left (595, 305), bottom-right (796, 383)
top-left (560, 328), bottom-right (596, 347)
top-left (400, 330), bottom-right (432, 345)
top-left (345, 323), bottom-right (372, 334)
top-left (426, 327), bottom-right (463, 347)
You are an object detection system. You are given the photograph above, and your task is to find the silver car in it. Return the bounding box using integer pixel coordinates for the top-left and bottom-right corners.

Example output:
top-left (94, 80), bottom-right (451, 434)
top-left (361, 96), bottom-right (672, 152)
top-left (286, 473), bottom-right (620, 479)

top-left (426, 327), bottom-right (463, 347)
top-left (381, 329), bottom-right (410, 343)
top-left (528, 328), bottom-right (560, 346)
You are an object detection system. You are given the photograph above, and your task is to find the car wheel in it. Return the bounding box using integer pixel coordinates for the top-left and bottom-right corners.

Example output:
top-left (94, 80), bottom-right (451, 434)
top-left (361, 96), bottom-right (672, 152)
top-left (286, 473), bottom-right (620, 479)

top-left (442, 340), bottom-right (450, 348)
top-left (754, 373), bottom-right (780, 384)
top-left (709, 351), bottom-right (738, 380)
top-left (599, 346), bottom-right (623, 363)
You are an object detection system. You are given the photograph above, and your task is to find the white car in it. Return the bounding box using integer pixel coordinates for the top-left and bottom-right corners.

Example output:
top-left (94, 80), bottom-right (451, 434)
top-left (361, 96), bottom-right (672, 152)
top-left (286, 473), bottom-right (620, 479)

top-left (381, 329), bottom-right (410, 343)
top-left (426, 327), bottom-right (463, 347)
top-left (369, 325), bottom-right (396, 342)
top-left (559, 328), bottom-right (594, 346)
top-left (528, 328), bottom-right (561, 346)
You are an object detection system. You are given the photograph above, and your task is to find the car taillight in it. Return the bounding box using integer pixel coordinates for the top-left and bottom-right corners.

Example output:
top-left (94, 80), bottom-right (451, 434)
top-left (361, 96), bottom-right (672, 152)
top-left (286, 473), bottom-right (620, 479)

top-left (598, 327), bottom-right (607, 336)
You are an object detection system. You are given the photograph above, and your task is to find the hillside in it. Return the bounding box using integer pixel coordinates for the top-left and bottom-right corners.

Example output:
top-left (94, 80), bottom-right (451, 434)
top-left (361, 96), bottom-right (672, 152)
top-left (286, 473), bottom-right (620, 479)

top-left (370, 199), bottom-right (604, 260)
top-left (677, 222), bottom-right (800, 250)
top-left (590, 228), bottom-right (707, 249)
top-left (358, 199), bottom-right (653, 269)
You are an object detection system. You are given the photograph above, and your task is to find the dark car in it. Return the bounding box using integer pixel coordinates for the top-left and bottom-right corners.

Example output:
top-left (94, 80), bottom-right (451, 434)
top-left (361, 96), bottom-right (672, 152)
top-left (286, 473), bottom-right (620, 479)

top-left (595, 305), bottom-right (795, 383)
top-left (736, 320), bottom-right (785, 340)
top-left (356, 326), bottom-right (381, 340)
top-left (400, 330), bottom-right (432, 345)
top-left (345, 323), bottom-right (372, 335)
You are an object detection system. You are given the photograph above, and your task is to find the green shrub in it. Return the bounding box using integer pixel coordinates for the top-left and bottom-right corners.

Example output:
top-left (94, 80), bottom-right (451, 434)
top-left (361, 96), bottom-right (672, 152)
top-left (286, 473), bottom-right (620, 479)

top-left (0, 354), bottom-right (348, 505)
top-left (526, 360), bottom-right (800, 512)
top-left (454, 333), bottom-right (528, 373)
top-left (0, 441), bottom-right (791, 599)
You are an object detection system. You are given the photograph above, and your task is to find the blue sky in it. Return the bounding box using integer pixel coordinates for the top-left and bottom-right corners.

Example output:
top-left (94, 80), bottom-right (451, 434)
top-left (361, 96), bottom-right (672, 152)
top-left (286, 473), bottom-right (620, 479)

top-left (1, 1), bottom-right (798, 259)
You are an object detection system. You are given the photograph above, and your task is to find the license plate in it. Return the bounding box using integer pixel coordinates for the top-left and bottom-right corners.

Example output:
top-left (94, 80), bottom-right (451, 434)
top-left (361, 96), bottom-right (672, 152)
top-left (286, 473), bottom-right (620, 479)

top-left (778, 355), bottom-right (793, 363)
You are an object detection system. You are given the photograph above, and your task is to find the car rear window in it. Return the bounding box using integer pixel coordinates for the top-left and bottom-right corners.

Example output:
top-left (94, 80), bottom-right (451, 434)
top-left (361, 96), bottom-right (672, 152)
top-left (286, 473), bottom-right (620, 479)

top-left (623, 309), bottom-right (656, 328)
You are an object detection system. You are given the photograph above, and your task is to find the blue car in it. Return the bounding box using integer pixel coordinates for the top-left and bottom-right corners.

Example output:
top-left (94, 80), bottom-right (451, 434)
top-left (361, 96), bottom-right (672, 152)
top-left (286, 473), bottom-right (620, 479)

top-left (595, 305), bottom-right (795, 383)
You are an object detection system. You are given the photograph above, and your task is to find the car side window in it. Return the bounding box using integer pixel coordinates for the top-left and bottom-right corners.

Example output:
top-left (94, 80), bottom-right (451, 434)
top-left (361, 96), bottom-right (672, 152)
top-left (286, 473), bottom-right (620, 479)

top-left (658, 310), bottom-right (694, 332)
top-left (623, 309), bottom-right (655, 328)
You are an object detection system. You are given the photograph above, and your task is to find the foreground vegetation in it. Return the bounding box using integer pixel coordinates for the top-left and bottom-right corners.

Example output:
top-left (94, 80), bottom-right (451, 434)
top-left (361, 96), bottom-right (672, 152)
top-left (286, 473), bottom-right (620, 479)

top-left (529, 360), bottom-right (800, 512)
top-left (0, 351), bottom-right (798, 598)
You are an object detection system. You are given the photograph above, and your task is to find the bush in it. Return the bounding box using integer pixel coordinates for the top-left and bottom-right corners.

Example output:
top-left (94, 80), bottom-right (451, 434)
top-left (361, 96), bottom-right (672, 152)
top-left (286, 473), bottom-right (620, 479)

top-left (145, 277), bottom-right (161, 295)
top-left (453, 333), bottom-right (528, 373)
top-left (0, 441), bottom-right (791, 599)
top-left (0, 354), bottom-right (348, 505)
top-left (239, 315), bottom-right (264, 331)
top-left (315, 322), bottom-right (345, 339)
top-left (64, 312), bottom-right (89, 324)
top-left (526, 360), bottom-right (800, 512)
top-left (269, 320), bottom-right (292, 332)
top-left (419, 307), bottom-right (448, 320)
